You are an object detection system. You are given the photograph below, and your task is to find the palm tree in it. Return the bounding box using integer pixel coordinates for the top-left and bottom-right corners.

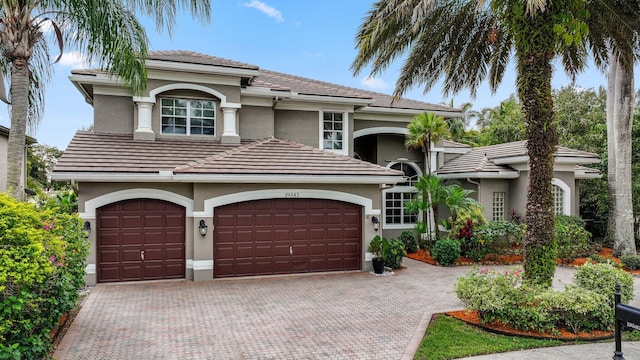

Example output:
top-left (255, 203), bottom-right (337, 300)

top-left (406, 174), bottom-right (451, 242)
top-left (444, 185), bottom-right (481, 225)
top-left (405, 112), bottom-right (448, 175)
top-left (2, 0), bottom-right (211, 200)
top-left (352, 0), bottom-right (591, 286)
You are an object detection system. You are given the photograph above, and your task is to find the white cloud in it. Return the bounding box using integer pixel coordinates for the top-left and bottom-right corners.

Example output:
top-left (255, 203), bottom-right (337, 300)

top-left (243, 1), bottom-right (284, 22)
top-left (361, 76), bottom-right (389, 91)
top-left (57, 52), bottom-right (91, 69)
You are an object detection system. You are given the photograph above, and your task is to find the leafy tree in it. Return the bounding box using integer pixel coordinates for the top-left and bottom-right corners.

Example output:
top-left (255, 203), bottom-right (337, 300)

top-left (476, 97), bottom-right (526, 146)
top-left (352, 0), bottom-right (592, 286)
top-left (27, 144), bottom-right (63, 192)
top-left (2, 0), bottom-right (212, 200)
top-left (405, 112), bottom-right (448, 175)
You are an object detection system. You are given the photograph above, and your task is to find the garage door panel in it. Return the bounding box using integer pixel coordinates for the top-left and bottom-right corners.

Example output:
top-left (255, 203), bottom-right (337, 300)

top-left (214, 198), bottom-right (361, 278)
top-left (97, 199), bottom-right (185, 283)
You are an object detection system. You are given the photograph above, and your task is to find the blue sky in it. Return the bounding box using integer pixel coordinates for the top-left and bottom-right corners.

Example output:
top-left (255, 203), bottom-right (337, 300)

top-left (0, 0), bottom-right (622, 150)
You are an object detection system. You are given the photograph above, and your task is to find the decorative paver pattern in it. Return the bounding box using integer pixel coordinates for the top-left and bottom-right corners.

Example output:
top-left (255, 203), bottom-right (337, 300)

top-left (53, 260), bottom-right (626, 360)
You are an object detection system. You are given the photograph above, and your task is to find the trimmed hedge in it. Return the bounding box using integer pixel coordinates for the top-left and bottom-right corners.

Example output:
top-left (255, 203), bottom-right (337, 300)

top-left (0, 193), bottom-right (89, 358)
top-left (432, 239), bottom-right (461, 266)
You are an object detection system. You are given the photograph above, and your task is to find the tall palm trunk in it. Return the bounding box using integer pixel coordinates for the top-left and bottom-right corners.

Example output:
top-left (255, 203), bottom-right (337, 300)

top-left (6, 58), bottom-right (30, 201)
top-left (608, 53), bottom-right (636, 256)
top-left (606, 56), bottom-right (617, 245)
top-left (514, 7), bottom-right (558, 287)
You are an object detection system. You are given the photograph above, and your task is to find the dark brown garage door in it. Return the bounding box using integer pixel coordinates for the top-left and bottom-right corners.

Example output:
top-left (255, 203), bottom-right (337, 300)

top-left (97, 199), bottom-right (185, 283)
top-left (214, 199), bottom-right (362, 278)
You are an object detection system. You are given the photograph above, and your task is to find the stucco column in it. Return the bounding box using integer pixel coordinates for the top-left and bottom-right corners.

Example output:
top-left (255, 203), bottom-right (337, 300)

top-left (134, 101), bottom-right (155, 140)
top-left (220, 107), bottom-right (240, 144)
top-left (192, 216), bottom-right (214, 281)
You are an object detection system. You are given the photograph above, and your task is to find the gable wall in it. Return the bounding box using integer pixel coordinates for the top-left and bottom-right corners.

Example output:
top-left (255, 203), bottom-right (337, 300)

top-left (239, 106), bottom-right (274, 140)
top-left (274, 110), bottom-right (318, 147)
top-left (93, 95), bottom-right (134, 134)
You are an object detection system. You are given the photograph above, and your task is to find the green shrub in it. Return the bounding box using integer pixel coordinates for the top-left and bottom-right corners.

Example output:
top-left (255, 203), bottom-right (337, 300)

top-left (555, 214), bottom-right (586, 228)
top-left (555, 220), bottom-right (591, 262)
top-left (475, 220), bottom-right (525, 254)
top-left (455, 268), bottom-right (552, 331)
top-left (589, 253), bottom-right (611, 264)
top-left (449, 207), bottom-right (486, 239)
top-left (621, 254), bottom-right (640, 270)
top-left (368, 235), bottom-right (387, 259)
top-left (384, 238), bottom-right (407, 269)
top-left (399, 230), bottom-right (419, 253)
top-left (0, 193), bottom-right (89, 358)
top-left (537, 286), bottom-right (613, 333)
top-left (574, 262), bottom-right (634, 305)
top-left (456, 267), bottom-right (616, 333)
top-left (524, 243), bottom-right (558, 288)
top-left (432, 239), bottom-right (461, 266)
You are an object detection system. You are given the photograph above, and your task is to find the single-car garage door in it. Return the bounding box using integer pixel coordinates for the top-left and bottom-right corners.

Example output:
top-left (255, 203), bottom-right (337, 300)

top-left (97, 199), bottom-right (185, 283)
top-left (214, 198), bottom-right (361, 278)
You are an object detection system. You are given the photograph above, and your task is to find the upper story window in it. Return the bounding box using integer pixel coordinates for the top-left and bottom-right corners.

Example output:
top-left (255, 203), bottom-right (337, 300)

top-left (321, 111), bottom-right (347, 154)
top-left (384, 162), bottom-right (421, 228)
top-left (161, 98), bottom-right (215, 136)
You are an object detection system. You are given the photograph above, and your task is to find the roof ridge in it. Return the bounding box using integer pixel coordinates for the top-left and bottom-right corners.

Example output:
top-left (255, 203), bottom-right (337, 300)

top-left (175, 138), bottom-right (274, 170)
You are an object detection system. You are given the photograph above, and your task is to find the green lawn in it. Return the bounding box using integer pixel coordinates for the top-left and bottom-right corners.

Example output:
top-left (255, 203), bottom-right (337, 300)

top-left (413, 314), bottom-right (563, 360)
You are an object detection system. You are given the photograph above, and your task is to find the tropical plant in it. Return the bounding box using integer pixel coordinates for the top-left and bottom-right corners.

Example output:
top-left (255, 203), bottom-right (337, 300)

top-left (368, 235), bottom-right (387, 259)
top-left (444, 185), bottom-right (481, 225)
top-left (2, 0), bottom-right (212, 200)
top-left (405, 112), bottom-right (448, 175)
top-left (351, 0), bottom-right (593, 287)
top-left (384, 238), bottom-right (407, 269)
top-left (399, 230), bottom-right (419, 253)
top-left (431, 239), bottom-right (461, 266)
top-left (406, 174), bottom-right (451, 241)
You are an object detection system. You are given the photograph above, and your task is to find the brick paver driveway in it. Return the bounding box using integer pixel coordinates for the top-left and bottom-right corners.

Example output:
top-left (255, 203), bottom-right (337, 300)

top-left (55, 259), bottom-right (577, 360)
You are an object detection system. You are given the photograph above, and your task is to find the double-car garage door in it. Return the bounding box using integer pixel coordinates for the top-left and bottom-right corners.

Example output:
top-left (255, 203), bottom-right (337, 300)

top-left (97, 198), bottom-right (362, 282)
top-left (214, 199), bottom-right (362, 278)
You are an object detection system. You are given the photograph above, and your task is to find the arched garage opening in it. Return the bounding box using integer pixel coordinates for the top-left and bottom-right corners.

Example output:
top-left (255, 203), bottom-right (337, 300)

top-left (96, 198), bottom-right (186, 282)
top-left (213, 198), bottom-right (362, 278)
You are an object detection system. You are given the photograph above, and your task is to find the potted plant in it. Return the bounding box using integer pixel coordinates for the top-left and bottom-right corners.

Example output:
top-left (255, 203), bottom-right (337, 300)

top-left (368, 235), bottom-right (387, 274)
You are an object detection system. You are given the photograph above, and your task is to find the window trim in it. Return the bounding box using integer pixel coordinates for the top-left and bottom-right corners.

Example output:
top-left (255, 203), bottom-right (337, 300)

top-left (319, 110), bottom-right (349, 155)
top-left (160, 97), bottom-right (216, 136)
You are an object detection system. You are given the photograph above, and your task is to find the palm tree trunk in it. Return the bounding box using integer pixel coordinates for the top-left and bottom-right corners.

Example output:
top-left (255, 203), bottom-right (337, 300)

top-left (6, 58), bottom-right (30, 201)
top-left (606, 56), bottom-right (617, 246)
top-left (609, 53), bottom-right (636, 256)
top-left (516, 9), bottom-right (558, 287)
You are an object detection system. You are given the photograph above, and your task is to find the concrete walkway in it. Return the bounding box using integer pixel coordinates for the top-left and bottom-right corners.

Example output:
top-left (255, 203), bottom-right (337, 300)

top-left (54, 259), bottom-right (640, 359)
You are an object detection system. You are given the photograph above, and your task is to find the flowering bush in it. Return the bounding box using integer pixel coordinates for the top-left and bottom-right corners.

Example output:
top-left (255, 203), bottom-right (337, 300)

top-left (0, 193), bottom-right (89, 358)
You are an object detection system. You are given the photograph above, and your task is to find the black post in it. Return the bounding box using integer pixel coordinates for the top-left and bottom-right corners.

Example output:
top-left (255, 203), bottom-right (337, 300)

top-left (614, 283), bottom-right (624, 360)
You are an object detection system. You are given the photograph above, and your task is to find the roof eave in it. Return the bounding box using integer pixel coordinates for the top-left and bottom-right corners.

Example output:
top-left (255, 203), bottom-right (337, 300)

top-left (436, 171), bottom-right (520, 179)
top-left (52, 172), bottom-right (405, 184)
top-left (146, 59), bottom-right (261, 78)
top-left (357, 106), bottom-right (462, 118)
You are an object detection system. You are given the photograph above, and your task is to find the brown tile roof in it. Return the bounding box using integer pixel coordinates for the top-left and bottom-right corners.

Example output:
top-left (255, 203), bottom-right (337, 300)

top-left (72, 50), bottom-right (459, 113)
top-left (54, 132), bottom-right (403, 179)
top-left (54, 131), bottom-right (244, 173)
top-left (175, 137), bottom-right (403, 176)
top-left (437, 140), bottom-right (600, 176)
top-left (443, 140), bottom-right (471, 149)
top-left (147, 50), bottom-right (260, 70)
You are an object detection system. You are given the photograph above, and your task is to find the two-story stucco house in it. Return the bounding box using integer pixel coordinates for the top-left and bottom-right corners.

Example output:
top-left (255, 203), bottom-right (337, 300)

top-left (52, 50), bottom-right (599, 285)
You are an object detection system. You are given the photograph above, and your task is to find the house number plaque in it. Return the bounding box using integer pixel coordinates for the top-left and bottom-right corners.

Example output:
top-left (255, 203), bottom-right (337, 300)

top-left (285, 192), bottom-right (300, 198)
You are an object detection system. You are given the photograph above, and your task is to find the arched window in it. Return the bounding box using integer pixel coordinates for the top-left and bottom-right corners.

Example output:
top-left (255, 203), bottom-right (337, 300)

top-left (384, 162), bottom-right (421, 228)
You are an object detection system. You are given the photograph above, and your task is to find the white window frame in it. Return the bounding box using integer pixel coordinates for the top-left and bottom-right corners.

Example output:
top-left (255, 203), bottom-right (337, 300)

top-left (492, 192), bottom-right (505, 221)
top-left (319, 110), bottom-right (349, 156)
top-left (383, 162), bottom-right (422, 229)
top-left (551, 178), bottom-right (571, 215)
top-left (160, 97), bottom-right (216, 136)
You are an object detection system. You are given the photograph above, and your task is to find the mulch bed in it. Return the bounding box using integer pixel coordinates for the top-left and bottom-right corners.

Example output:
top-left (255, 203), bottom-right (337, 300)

top-left (408, 247), bottom-right (640, 275)
top-left (446, 310), bottom-right (613, 341)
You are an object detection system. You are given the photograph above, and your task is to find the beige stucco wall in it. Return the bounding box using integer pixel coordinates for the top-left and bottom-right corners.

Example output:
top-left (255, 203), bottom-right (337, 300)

top-left (0, 133), bottom-right (7, 192)
top-left (146, 79), bottom-right (241, 103)
top-left (376, 135), bottom-right (421, 169)
top-left (239, 106), bottom-right (274, 139)
top-left (478, 179), bottom-right (510, 221)
top-left (93, 95), bottom-right (134, 134)
top-left (353, 119), bottom-right (410, 131)
top-left (274, 110), bottom-right (318, 147)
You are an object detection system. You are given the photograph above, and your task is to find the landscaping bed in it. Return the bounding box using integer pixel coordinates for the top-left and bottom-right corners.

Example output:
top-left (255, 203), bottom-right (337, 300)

top-left (446, 310), bottom-right (613, 341)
